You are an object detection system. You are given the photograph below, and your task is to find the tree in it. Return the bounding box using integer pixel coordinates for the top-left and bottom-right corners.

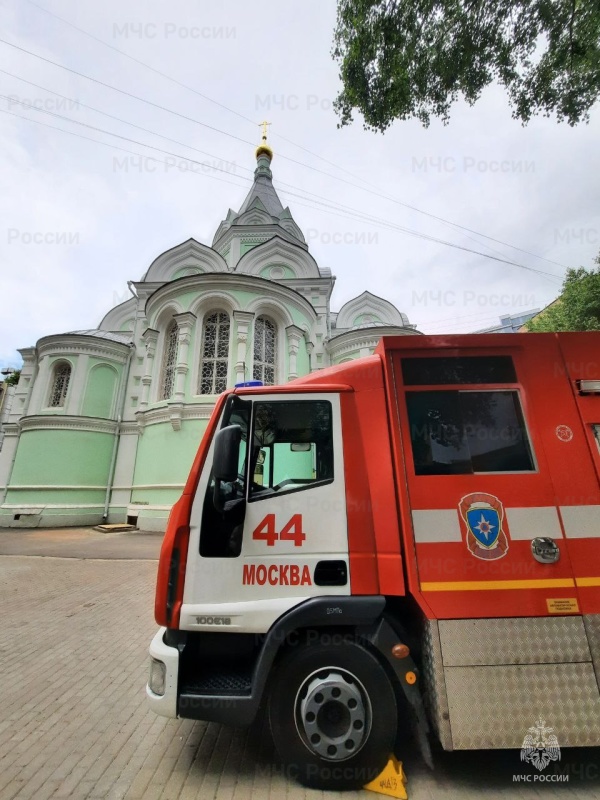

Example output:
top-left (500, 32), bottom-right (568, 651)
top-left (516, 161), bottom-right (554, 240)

top-left (332, 0), bottom-right (600, 131)
top-left (3, 370), bottom-right (20, 386)
top-left (526, 259), bottom-right (600, 332)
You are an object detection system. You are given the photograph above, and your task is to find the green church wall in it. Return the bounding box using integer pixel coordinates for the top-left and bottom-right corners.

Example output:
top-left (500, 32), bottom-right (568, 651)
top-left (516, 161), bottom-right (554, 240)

top-left (131, 419), bottom-right (208, 504)
top-left (5, 429), bottom-right (114, 505)
top-left (81, 363), bottom-right (120, 419)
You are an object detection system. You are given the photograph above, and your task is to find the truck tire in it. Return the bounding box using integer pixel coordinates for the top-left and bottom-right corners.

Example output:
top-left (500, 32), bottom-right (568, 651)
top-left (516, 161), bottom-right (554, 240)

top-left (268, 635), bottom-right (398, 790)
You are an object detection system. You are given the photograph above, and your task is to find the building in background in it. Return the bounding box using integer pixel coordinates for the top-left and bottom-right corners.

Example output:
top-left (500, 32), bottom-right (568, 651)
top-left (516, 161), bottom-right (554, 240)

top-left (0, 139), bottom-right (419, 531)
top-left (475, 309), bottom-right (540, 334)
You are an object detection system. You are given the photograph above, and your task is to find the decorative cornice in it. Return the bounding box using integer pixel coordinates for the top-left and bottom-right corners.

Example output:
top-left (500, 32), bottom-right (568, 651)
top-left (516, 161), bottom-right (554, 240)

top-left (336, 291), bottom-right (411, 329)
top-left (235, 235), bottom-right (319, 279)
top-left (37, 336), bottom-right (130, 363)
top-left (135, 402), bottom-right (215, 431)
top-left (119, 421), bottom-right (141, 435)
top-left (19, 415), bottom-right (119, 434)
top-left (142, 238), bottom-right (229, 282)
top-left (213, 225), bottom-right (308, 254)
top-left (174, 311), bottom-right (197, 330)
top-left (17, 347), bottom-right (36, 363)
top-left (144, 273), bottom-right (318, 328)
top-left (326, 325), bottom-right (421, 357)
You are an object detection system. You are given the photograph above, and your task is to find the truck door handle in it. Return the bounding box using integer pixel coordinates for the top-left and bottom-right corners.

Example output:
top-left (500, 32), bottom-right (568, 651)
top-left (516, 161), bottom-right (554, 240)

top-left (531, 537), bottom-right (560, 564)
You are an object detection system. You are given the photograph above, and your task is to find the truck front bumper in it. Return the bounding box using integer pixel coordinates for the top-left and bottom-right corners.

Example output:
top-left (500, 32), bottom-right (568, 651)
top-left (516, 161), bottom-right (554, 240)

top-left (146, 627), bottom-right (179, 718)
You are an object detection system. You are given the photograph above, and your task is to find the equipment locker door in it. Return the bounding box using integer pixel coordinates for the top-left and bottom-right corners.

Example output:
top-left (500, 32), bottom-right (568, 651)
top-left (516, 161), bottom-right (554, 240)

top-left (390, 337), bottom-right (583, 620)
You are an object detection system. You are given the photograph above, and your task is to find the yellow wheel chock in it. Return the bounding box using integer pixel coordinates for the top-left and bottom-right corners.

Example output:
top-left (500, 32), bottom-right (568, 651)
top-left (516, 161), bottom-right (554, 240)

top-left (363, 755), bottom-right (408, 799)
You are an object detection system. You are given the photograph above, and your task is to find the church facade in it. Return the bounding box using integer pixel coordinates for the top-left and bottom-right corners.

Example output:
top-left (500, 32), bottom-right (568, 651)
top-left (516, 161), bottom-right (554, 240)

top-left (0, 140), bottom-right (420, 531)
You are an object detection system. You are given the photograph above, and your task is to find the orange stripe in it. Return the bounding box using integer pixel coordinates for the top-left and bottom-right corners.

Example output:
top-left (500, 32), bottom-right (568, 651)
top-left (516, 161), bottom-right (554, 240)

top-left (576, 577), bottom-right (600, 587)
top-left (421, 578), bottom-right (575, 592)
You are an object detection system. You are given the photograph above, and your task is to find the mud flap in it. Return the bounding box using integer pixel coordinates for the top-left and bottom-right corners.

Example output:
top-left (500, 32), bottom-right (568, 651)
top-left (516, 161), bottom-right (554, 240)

top-left (358, 617), bottom-right (433, 769)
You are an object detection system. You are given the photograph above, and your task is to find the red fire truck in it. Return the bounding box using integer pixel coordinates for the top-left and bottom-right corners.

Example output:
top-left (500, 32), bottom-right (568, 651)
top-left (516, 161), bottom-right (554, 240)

top-left (147, 332), bottom-right (600, 789)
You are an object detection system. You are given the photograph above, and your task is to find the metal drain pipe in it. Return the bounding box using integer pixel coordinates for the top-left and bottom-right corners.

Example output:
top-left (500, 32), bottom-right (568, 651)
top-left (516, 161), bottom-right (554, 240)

top-left (103, 343), bottom-right (135, 522)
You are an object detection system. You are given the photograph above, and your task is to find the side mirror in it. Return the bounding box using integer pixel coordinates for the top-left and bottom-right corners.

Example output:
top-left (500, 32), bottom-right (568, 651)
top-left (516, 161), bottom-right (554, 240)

top-left (213, 425), bottom-right (242, 512)
top-left (213, 424), bottom-right (242, 481)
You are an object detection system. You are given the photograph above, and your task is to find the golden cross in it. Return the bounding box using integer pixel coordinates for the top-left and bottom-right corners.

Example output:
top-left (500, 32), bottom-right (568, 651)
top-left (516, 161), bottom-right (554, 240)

top-left (259, 120), bottom-right (271, 141)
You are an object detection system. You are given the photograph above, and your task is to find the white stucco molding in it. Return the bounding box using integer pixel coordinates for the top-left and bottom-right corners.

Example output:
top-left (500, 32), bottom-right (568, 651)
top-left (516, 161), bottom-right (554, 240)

top-left (335, 291), bottom-right (411, 330)
top-left (244, 296), bottom-right (295, 329)
top-left (37, 334), bottom-right (131, 364)
top-left (141, 238), bottom-right (229, 282)
top-left (98, 296), bottom-right (137, 333)
top-left (232, 311), bottom-right (255, 385)
top-left (188, 291), bottom-right (240, 321)
top-left (212, 223), bottom-right (307, 257)
top-left (19, 415), bottom-right (119, 435)
top-left (235, 208), bottom-right (274, 227)
top-left (285, 324), bottom-right (304, 381)
top-left (326, 325), bottom-right (421, 360)
top-left (235, 236), bottom-right (321, 279)
top-left (144, 274), bottom-right (317, 331)
top-left (134, 402), bottom-right (215, 432)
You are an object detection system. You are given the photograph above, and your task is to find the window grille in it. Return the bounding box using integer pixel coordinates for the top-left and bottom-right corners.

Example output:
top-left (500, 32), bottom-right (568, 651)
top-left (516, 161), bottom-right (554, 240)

top-left (253, 316), bottom-right (277, 385)
top-left (49, 362), bottom-right (71, 407)
top-left (199, 311), bottom-right (230, 394)
top-left (161, 321), bottom-right (179, 400)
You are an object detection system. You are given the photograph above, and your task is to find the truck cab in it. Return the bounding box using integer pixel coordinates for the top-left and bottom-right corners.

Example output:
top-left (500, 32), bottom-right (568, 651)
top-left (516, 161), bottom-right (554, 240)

top-left (147, 333), bottom-right (600, 790)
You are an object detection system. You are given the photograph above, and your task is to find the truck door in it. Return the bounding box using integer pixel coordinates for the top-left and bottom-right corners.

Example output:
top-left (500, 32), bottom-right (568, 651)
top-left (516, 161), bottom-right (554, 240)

top-left (548, 333), bottom-right (600, 617)
top-left (391, 339), bottom-right (583, 620)
top-left (180, 392), bottom-right (350, 633)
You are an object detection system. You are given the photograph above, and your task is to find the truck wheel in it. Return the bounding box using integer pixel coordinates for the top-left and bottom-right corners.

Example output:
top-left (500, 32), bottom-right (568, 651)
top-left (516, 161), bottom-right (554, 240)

top-left (268, 636), bottom-right (397, 790)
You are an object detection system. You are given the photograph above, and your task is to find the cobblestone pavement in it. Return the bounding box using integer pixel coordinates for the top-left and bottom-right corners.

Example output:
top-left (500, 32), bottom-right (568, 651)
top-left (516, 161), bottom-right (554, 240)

top-left (0, 530), bottom-right (599, 799)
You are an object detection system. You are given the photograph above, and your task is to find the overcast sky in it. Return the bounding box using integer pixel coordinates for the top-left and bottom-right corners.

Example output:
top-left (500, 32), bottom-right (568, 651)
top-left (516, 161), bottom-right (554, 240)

top-left (1, 0), bottom-right (599, 369)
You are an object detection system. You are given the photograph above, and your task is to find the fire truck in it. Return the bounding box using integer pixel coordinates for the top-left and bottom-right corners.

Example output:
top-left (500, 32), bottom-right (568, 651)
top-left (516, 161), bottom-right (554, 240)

top-left (147, 332), bottom-right (600, 789)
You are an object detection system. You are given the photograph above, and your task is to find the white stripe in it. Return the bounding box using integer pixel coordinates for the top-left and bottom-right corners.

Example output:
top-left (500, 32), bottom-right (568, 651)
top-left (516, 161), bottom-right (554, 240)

top-left (560, 505), bottom-right (600, 539)
top-left (412, 509), bottom-right (462, 543)
top-left (505, 507), bottom-right (563, 540)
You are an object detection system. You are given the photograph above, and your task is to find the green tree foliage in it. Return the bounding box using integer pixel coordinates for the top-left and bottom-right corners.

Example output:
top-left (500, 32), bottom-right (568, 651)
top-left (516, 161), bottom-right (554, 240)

top-left (332, 0), bottom-right (600, 130)
top-left (4, 370), bottom-right (20, 386)
top-left (526, 261), bottom-right (600, 331)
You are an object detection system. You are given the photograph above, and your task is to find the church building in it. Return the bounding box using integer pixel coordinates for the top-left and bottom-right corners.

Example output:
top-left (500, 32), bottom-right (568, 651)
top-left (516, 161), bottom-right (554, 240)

top-left (0, 136), bottom-right (420, 531)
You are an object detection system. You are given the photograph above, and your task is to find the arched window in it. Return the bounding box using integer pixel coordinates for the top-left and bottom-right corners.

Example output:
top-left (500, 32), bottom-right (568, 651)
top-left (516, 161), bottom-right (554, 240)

top-left (160, 320), bottom-right (179, 400)
top-left (49, 362), bottom-right (71, 407)
top-left (253, 316), bottom-right (277, 385)
top-left (199, 311), bottom-right (230, 395)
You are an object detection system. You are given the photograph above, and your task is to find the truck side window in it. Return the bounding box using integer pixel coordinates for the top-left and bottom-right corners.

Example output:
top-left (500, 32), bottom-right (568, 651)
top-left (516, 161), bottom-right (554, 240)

top-left (406, 390), bottom-right (535, 475)
top-left (199, 396), bottom-right (250, 558)
top-left (249, 400), bottom-right (333, 501)
top-left (402, 356), bottom-right (517, 385)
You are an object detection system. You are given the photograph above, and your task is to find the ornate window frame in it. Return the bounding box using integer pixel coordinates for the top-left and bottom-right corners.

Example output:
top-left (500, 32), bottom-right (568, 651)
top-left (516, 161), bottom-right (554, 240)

top-left (253, 315), bottom-right (278, 385)
top-left (160, 319), bottom-right (179, 401)
top-left (198, 310), bottom-right (231, 395)
top-left (48, 360), bottom-right (72, 408)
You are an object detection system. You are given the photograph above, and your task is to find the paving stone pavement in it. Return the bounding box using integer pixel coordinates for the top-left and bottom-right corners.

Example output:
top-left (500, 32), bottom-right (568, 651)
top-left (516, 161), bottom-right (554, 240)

top-left (0, 532), bottom-right (599, 799)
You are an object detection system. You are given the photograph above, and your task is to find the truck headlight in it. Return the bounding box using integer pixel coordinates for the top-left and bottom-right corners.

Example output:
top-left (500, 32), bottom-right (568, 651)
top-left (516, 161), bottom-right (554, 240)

top-left (149, 658), bottom-right (166, 696)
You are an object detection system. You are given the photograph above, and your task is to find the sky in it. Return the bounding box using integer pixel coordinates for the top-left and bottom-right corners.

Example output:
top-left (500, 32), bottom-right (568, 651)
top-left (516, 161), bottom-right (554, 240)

top-left (1, 0), bottom-right (599, 369)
